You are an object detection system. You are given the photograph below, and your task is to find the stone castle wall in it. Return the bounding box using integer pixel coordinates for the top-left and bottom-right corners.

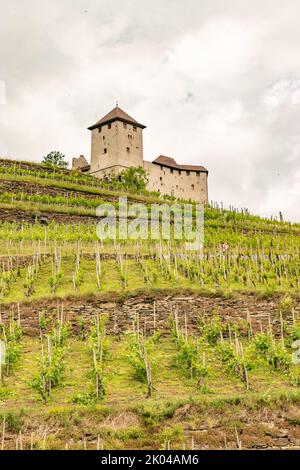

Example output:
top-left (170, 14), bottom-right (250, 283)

top-left (144, 161), bottom-right (208, 203)
top-left (87, 118), bottom-right (208, 203)
top-left (90, 121), bottom-right (144, 177)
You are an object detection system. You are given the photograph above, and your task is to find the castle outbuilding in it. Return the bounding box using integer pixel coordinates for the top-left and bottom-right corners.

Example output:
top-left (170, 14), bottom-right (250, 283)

top-left (72, 105), bottom-right (208, 203)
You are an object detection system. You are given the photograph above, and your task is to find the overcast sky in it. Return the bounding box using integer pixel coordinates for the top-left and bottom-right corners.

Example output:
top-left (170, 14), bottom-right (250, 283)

top-left (0, 0), bottom-right (300, 221)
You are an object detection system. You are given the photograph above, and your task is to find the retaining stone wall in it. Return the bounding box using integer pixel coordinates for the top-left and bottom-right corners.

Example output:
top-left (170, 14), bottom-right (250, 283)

top-left (1, 292), bottom-right (298, 336)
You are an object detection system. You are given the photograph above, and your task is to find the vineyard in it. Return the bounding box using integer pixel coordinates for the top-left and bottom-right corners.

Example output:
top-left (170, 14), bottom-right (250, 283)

top-left (1, 240), bottom-right (300, 303)
top-left (0, 158), bottom-right (300, 450)
top-left (1, 308), bottom-right (300, 450)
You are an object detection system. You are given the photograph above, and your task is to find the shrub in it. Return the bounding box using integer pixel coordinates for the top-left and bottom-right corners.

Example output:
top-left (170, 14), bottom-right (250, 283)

top-left (108, 167), bottom-right (149, 193)
top-left (198, 313), bottom-right (224, 346)
top-left (253, 332), bottom-right (290, 373)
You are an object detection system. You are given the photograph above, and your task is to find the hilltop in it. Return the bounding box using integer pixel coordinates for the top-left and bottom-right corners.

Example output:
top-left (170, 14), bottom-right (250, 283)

top-left (0, 157), bottom-right (298, 228)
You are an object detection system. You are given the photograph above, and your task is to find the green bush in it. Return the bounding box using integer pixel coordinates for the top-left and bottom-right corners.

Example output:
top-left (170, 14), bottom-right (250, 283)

top-left (198, 313), bottom-right (224, 346)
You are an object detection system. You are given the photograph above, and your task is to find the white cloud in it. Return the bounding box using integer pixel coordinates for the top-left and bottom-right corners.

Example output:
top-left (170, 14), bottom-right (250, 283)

top-left (0, 80), bottom-right (5, 105)
top-left (0, 0), bottom-right (299, 221)
top-left (263, 79), bottom-right (300, 107)
top-left (169, 19), bottom-right (258, 83)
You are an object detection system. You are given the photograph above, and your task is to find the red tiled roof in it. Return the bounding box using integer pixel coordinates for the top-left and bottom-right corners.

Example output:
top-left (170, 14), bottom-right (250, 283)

top-left (153, 155), bottom-right (208, 173)
top-left (88, 106), bottom-right (146, 130)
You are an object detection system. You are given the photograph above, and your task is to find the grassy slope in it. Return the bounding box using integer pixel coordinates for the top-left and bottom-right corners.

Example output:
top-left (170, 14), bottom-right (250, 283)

top-left (1, 334), bottom-right (300, 450)
top-left (1, 169), bottom-right (300, 233)
top-left (0, 159), bottom-right (300, 450)
top-left (1, 254), bottom-right (300, 304)
top-left (0, 170), bottom-right (164, 204)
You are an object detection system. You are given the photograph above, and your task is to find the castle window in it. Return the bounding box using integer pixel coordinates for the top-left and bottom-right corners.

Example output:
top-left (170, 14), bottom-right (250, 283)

top-left (103, 136), bottom-right (105, 140)
top-left (98, 127), bottom-right (102, 133)
top-left (126, 147), bottom-right (130, 153)
top-left (196, 171), bottom-right (200, 176)
top-left (104, 148), bottom-right (107, 154)
top-left (133, 126), bottom-right (137, 132)
top-left (186, 171), bottom-right (190, 176)
top-left (179, 170), bottom-right (181, 175)
top-left (191, 184), bottom-right (195, 190)
top-left (108, 124), bottom-right (111, 129)
top-left (160, 166), bottom-right (163, 171)
top-left (170, 169), bottom-right (173, 174)
top-left (123, 122), bottom-right (127, 129)
top-left (160, 177), bottom-right (162, 181)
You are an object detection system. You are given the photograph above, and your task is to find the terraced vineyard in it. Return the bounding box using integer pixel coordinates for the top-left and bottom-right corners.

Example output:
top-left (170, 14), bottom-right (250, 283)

top-left (0, 158), bottom-right (300, 450)
top-left (1, 240), bottom-right (300, 303)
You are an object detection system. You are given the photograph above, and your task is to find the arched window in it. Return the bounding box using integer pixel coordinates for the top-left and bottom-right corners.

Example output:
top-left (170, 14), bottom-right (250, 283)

top-left (104, 148), bottom-right (107, 154)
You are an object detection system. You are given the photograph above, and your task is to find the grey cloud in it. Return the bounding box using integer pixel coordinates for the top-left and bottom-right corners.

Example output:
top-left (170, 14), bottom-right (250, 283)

top-left (0, 0), bottom-right (299, 220)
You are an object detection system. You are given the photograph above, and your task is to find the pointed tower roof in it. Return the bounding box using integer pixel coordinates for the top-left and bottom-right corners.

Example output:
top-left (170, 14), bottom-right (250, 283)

top-left (88, 105), bottom-right (146, 130)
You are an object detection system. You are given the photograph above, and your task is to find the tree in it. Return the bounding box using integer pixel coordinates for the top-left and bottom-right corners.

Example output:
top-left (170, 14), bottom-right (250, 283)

top-left (42, 151), bottom-right (68, 168)
top-left (113, 167), bottom-right (148, 193)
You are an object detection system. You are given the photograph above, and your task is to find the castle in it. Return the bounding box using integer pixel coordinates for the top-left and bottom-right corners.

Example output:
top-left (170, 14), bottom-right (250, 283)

top-left (72, 105), bottom-right (208, 203)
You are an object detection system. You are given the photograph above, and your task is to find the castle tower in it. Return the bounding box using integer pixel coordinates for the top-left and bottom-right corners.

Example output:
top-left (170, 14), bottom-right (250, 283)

top-left (88, 105), bottom-right (146, 177)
